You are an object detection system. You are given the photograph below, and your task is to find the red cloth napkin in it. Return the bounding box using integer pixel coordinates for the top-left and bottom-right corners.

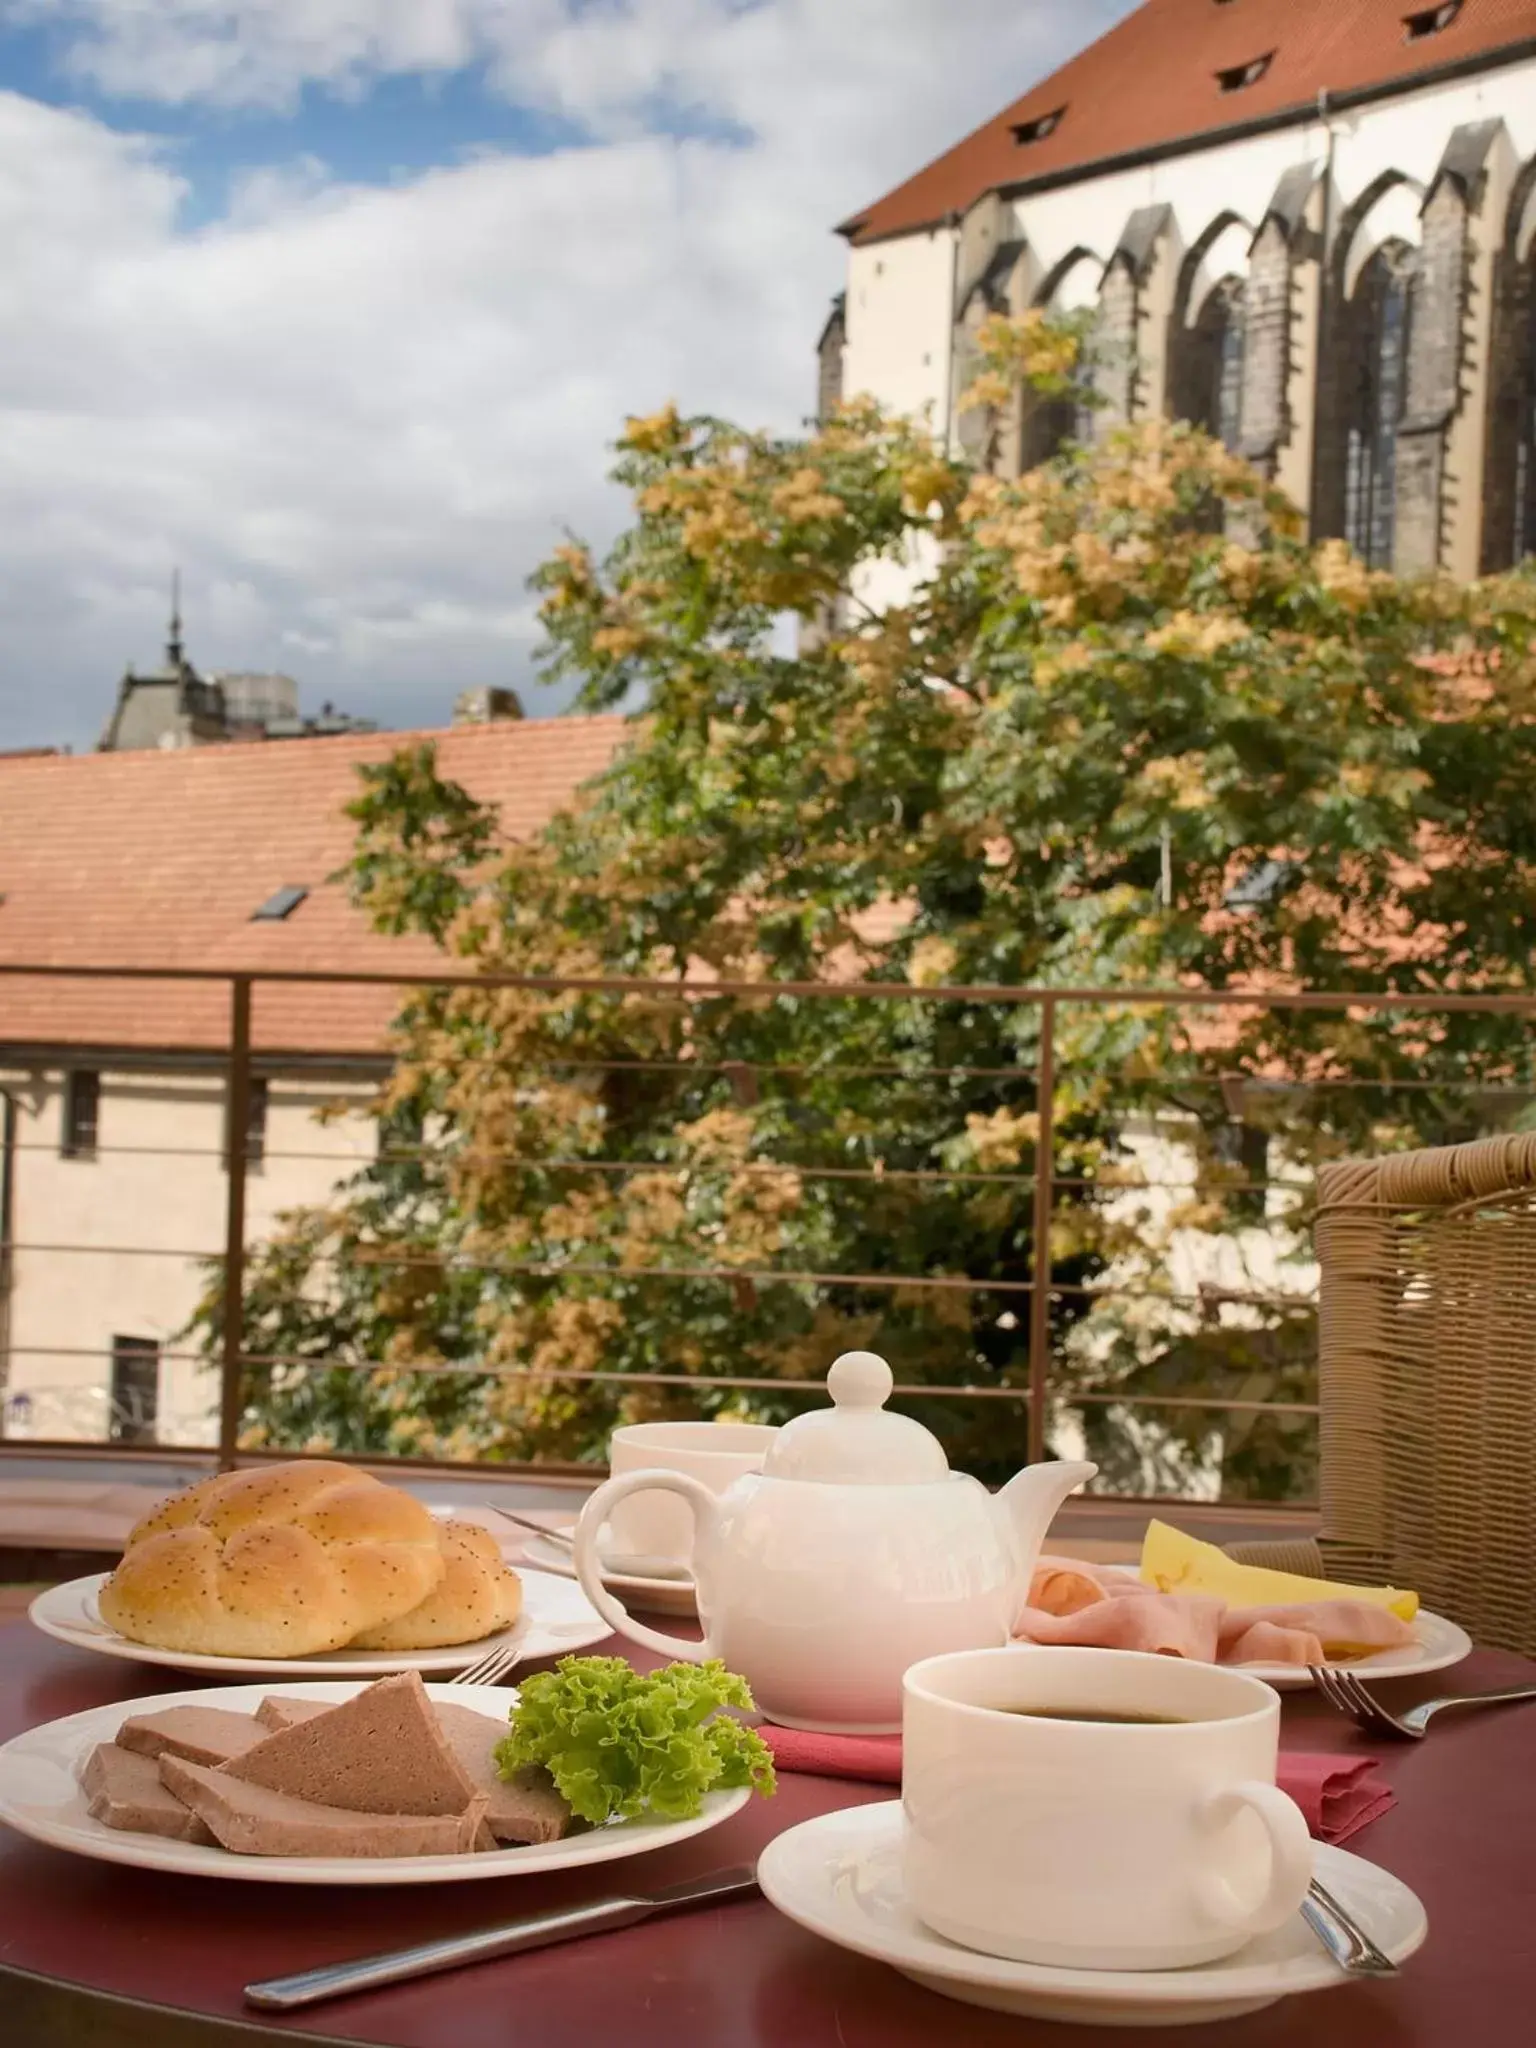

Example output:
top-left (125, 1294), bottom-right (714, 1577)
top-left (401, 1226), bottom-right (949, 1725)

top-left (758, 1726), bottom-right (1394, 1848)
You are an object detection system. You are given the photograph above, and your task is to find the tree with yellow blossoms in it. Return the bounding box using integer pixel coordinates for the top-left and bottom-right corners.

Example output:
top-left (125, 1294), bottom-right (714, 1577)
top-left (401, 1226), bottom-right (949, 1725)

top-left (220, 319), bottom-right (1536, 1500)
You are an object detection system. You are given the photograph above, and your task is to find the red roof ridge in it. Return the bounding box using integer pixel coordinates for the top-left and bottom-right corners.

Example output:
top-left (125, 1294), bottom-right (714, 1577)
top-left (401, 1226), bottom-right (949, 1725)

top-left (0, 711), bottom-right (629, 777)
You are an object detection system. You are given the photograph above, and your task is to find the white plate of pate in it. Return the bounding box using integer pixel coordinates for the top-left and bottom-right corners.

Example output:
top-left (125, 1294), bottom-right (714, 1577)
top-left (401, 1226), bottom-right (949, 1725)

top-left (0, 1680), bottom-right (749, 1886)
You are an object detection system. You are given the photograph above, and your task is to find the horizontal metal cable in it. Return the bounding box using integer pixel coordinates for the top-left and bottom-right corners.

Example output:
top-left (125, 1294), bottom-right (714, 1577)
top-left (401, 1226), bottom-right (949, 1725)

top-left (4, 1241), bottom-right (1316, 1308)
top-left (0, 1343), bottom-right (1316, 1416)
top-left (0, 1141), bottom-right (1326, 1197)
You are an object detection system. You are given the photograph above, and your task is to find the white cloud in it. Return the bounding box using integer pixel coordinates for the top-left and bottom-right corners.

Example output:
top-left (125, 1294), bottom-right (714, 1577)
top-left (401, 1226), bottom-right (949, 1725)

top-left (0, 2), bottom-right (1135, 749)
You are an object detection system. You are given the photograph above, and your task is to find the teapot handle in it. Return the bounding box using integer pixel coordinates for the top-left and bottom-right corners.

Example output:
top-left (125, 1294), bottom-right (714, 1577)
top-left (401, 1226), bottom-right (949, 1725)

top-left (572, 1471), bottom-right (720, 1663)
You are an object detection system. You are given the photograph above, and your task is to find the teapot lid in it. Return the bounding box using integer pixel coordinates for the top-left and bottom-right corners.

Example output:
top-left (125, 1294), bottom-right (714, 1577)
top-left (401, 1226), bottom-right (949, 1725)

top-left (761, 1352), bottom-right (950, 1485)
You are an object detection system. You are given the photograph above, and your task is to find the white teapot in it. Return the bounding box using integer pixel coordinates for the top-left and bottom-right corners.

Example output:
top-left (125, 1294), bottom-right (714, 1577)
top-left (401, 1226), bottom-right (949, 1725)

top-left (573, 1352), bottom-right (1096, 1733)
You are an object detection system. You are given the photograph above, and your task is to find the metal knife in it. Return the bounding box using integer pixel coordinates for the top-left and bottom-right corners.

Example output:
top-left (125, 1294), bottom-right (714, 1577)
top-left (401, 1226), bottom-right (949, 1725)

top-left (243, 1865), bottom-right (760, 2011)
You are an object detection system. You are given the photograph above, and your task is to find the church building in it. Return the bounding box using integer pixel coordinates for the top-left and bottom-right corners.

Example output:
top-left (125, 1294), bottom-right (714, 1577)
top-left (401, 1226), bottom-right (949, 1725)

top-left (822, 0), bottom-right (1536, 579)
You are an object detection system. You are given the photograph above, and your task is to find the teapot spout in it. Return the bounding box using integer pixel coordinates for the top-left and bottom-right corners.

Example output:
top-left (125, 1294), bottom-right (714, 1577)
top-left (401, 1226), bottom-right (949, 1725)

top-left (996, 1459), bottom-right (1098, 1587)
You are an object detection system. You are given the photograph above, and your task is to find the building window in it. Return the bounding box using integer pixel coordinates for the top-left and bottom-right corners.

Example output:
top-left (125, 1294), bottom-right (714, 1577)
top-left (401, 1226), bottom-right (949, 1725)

top-left (243, 1077), bottom-right (270, 1168)
top-left (225, 1075), bottom-right (269, 1169)
top-left (1403, 3), bottom-right (1461, 40)
top-left (1344, 246), bottom-right (1414, 569)
top-left (1183, 279), bottom-right (1247, 450)
top-left (1514, 291), bottom-right (1536, 565)
top-left (1216, 53), bottom-right (1273, 93)
top-left (1021, 309), bottom-right (1101, 466)
top-left (61, 1069), bottom-right (100, 1160)
top-left (1022, 388), bottom-right (1097, 467)
top-left (1214, 296), bottom-right (1246, 452)
top-left (109, 1335), bottom-right (160, 1445)
top-left (1012, 107), bottom-right (1065, 146)
top-left (251, 884), bottom-right (307, 922)
top-left (816, 294), bottom-right (846, 426)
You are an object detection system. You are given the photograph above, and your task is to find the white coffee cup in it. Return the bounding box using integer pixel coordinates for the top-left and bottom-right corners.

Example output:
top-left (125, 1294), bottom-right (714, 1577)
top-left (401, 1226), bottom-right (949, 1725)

top-left (602, 1421), bottom-right (778, 1570)
top-left (902, 1646), bottom-right (1313, 1973)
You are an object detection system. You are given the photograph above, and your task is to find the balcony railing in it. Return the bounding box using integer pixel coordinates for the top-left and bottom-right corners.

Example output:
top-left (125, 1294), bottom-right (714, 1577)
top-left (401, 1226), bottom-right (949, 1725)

top-left (2, 961), bottom-right (1533, 1504)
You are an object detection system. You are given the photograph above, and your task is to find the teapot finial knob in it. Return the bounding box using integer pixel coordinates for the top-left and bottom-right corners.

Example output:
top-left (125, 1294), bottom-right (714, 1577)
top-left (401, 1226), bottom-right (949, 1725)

top-left (828, 1350), bottom-right (893, 1411)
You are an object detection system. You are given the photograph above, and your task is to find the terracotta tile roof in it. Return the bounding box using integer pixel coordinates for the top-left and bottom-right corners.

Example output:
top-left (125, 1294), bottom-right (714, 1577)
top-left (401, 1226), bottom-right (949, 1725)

top-left (841, 0), bottom-right (1536, 245)
top-left (0, 719), bottom-right (626, 1059)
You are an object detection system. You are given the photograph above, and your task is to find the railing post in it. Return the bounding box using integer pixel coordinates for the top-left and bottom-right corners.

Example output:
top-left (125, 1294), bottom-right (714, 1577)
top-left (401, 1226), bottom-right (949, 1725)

top-left (1026, 995), bottom-right (1057, 1466)
top-left (217, 976), bottom-right (252, 1472)
top-left (0, 1087), bottom-right (15, 1442)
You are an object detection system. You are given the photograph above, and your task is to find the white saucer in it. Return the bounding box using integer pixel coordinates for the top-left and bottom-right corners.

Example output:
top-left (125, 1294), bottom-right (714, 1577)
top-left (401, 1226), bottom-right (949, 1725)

top-left (28, 1569), bottom-right (610, 1678)
top-left (519, 1532), bottom-right (699, 1620)
top-left (757, 1803), bottom-right (1426, 2027)
top-left (0, 1680), bottom-right (748, 1886)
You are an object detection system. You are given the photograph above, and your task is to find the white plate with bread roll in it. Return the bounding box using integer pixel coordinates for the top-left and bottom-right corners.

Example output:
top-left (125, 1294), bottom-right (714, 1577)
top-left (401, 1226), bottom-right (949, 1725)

top-left (27, 1461), bottom-right (611, 1677)
top-left (0, 1678), bottom-right (750, 1885)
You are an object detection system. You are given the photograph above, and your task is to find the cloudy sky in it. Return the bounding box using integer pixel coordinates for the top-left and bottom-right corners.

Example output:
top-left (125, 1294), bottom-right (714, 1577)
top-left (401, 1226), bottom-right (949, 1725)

top-left (0, 1), bottom-right (1135, 751)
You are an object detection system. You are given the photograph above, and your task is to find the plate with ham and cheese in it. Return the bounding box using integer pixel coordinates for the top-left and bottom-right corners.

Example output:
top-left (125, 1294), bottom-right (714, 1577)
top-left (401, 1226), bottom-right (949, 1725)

top-left (1014, 1522), bottom-right (1470, 1690)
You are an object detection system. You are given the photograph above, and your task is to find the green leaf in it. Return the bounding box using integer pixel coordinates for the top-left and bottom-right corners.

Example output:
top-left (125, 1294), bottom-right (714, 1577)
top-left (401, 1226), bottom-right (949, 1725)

top-left (492, 1656), bottom-right (776, 1826)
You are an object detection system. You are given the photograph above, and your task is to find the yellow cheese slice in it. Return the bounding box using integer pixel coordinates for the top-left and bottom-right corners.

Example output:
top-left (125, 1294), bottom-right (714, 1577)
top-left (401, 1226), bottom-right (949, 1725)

top-left (1139, 1519), bottom-right (1419, 1624)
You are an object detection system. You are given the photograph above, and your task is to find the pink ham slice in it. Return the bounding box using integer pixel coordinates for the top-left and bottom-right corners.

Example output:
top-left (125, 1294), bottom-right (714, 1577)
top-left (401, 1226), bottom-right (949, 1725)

top-left (1219, 1601), bottom-right (1415, 1664)
top-left (1027, 1559), bottom-right (1110, 1618)
top-left (1025, 1558), bottom-right (1164, 1617)
top-left (1221, 1619), bottom-right (1325, 1666)
top-left (1017, 1564), bottom-right (1419, 1666)
top-left (1013, 1592), bottom-right (1225, 1661)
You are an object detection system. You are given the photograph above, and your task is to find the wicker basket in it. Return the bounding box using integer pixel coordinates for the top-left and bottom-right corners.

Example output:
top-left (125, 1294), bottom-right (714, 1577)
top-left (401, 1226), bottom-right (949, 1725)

top-left (1233, 1135), bottom-right (1536, 1654)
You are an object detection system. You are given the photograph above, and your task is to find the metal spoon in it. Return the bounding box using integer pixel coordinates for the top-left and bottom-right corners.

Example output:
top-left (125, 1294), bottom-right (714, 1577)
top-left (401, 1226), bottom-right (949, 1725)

top-left (1300, 1878), bottom-right (1399, 1976)
top-left (480, 1506), bottom-right (694, 1582)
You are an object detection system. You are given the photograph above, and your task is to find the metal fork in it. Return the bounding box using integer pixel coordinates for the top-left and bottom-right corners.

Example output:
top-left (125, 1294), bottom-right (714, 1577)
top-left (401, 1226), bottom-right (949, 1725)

top-left (453, 1616), bottom-right (602, 1685)
top-left (454, 1640), bottom-right (526, 1686)
top-left (1309, 1664), bottom-right (1536, 1739)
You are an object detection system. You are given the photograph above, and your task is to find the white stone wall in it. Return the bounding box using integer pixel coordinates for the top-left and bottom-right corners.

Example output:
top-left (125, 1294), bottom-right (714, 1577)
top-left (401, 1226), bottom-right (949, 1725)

top-left (843, 224), bottom-right (958, 439)
top-left (0, 1067), bottom-right (378, 1443)
top-left (837, 56), bottom-right (1536, 514)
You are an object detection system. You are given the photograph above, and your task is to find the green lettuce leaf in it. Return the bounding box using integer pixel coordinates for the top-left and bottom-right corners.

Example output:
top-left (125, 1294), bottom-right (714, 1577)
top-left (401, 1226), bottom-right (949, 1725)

top-left (493, 1655), bottom-right (777, 1826)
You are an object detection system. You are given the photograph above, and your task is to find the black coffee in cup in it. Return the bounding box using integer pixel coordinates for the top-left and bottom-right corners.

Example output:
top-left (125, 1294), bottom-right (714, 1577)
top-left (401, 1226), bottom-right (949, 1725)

top-left (1000, 1707), bottom-right (1189, 1725)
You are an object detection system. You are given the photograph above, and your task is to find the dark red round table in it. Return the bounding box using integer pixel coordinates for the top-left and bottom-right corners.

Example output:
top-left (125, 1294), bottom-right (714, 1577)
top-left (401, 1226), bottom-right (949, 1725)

top-left (3, 1621), bottom-right (1535, 2047)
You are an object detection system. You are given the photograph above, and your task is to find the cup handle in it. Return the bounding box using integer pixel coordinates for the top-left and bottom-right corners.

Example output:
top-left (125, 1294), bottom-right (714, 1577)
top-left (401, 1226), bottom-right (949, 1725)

top-left (1192, 1781), bottom-right (1314, 1937)
top-left (572, 1471), bottom-right (720, 1663)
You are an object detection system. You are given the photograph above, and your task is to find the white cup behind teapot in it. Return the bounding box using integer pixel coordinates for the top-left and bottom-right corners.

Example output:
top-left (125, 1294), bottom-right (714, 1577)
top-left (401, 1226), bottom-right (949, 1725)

top-left (603, 1419), bottom-right (777, 1571)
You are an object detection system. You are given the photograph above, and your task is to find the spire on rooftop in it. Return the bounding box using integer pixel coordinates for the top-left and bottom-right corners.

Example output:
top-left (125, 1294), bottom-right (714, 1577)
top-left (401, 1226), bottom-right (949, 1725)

top-left (166, 567), bottom-right (184, 670)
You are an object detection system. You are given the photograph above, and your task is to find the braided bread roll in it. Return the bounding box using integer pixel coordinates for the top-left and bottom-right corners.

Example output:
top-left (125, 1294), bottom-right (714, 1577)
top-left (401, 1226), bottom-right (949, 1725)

top-left (349, 1519), bottom-right (522, 1651)
top-left (99, 1462), bottom-right (447, 1658)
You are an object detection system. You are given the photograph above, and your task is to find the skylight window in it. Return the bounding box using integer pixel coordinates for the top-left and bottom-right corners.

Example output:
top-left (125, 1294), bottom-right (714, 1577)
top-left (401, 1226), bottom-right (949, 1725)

top-left (1404, 2), bottom-right (1461, 38)
top-left (1224, 860), bottom-right (1300, 913)
top-left (1216, 52), bottom-right (1273, 93)
top-left (1012, 106), bottom-right (1065, 146)
top-left (251, 885), bottom-right (308, 922)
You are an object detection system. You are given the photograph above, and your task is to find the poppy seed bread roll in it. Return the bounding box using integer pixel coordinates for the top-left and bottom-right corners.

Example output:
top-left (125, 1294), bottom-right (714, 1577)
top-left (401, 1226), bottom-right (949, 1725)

top-left (349, 1519), bottom-right (522, 1651)
top-left (98, 1463), bottom-right (446, 1658)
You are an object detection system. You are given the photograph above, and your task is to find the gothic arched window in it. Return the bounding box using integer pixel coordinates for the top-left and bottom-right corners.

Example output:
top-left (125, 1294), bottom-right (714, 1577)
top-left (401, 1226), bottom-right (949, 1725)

top-left (1021, 307), bottom-right (1102, 467)
top-left (1186, 278), bottom-right (1247, 449)
top-left (1514, 283), bottom-right (1536, 563)
top-left (816, 294), bottom-right (846, 426)
top-left (1343, 244), bottom-right (1415, 568)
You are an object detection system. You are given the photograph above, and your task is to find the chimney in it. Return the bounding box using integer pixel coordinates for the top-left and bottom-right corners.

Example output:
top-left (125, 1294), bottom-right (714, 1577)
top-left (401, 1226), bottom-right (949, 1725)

top-left (453, 687), bottom-right (524, 726)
